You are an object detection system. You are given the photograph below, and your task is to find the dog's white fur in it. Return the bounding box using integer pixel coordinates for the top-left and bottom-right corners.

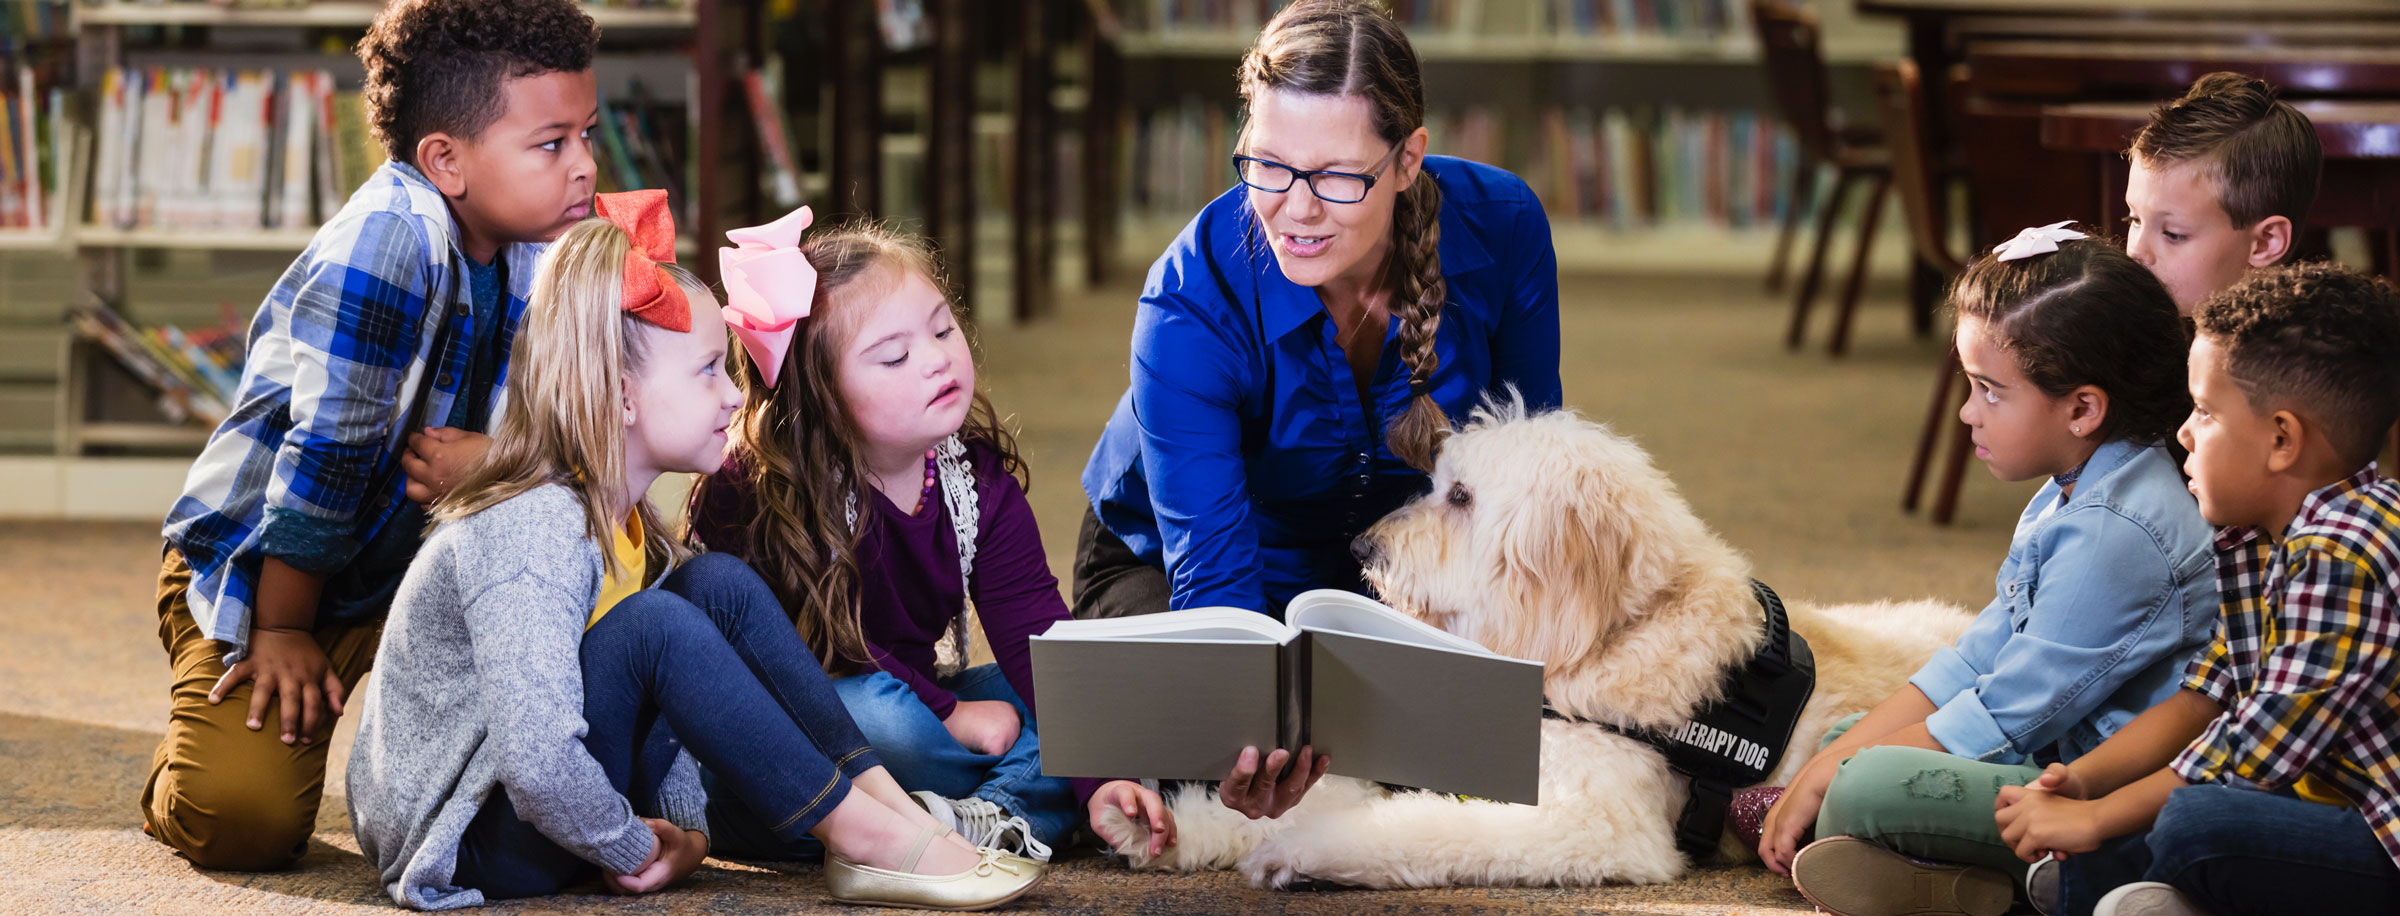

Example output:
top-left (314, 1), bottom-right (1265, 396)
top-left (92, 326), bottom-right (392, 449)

top-left (1096, 400), bottom-right (1975, 888)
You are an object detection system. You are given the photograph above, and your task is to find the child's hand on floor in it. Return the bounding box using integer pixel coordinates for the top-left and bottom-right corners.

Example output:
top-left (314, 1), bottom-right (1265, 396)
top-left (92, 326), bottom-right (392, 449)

top-left (1757, 755), bottom-right (1840, 875)
top-left (402, 427), bottom-right (493, 505)
top-left (209, 626), bottom-right (344, 746)
top-left (1090, 780), bottom-right (1177, 857)
top-left (1994, 786), bottom-right (2102, 862)
top-left (604, 818), bottom-right (707, 894)
top-left (942, 699), bottom-right (1021, 755)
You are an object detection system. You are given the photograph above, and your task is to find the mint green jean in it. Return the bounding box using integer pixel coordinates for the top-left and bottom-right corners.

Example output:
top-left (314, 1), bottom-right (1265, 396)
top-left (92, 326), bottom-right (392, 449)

top-left (1812, 713), bottom-right (2047, 878)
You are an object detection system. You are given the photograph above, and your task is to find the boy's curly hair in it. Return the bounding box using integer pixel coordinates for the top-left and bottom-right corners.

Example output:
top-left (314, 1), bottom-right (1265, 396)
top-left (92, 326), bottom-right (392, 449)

top-left (357, 0), bottom-right (598, 166)
top-left (2195, 262), bottom-right (2400, 468)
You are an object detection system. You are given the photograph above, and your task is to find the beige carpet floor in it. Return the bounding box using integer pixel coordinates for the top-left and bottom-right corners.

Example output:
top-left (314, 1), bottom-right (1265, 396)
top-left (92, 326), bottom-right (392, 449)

top-left (0, 265), bottom-right (2037, 913)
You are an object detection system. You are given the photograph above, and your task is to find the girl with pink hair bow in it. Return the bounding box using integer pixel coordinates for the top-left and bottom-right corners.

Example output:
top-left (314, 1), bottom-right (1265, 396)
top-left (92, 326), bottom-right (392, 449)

top-left (687, 210), bottom-right (1176, 867)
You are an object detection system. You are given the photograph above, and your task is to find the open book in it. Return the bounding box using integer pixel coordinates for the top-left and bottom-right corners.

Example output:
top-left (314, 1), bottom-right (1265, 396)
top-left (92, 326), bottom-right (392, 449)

top-left (1031, 590), bottom-right (1544, 804)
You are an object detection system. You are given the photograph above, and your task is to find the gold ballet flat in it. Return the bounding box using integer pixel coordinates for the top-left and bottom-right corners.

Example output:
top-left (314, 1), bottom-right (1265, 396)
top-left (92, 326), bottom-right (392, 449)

top-left (825, 828), bottom-right (1046, 911)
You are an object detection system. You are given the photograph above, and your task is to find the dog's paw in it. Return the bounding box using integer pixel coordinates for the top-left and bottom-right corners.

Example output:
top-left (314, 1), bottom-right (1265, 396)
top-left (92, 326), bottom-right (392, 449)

top-left (1091, 803), bottom-right (1170, 870)
top-left (1240, 833), bottom-right (1380, 890)
top-left (1239, 844), bottom-right (1310, 890)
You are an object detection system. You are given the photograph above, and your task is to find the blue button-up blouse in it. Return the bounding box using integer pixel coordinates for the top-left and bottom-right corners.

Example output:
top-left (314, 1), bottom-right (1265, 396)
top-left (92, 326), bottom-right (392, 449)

top-left (1908, 438), bottom-right (2218, 765)
top-left (1082, 155), bottom-right (1562, 617)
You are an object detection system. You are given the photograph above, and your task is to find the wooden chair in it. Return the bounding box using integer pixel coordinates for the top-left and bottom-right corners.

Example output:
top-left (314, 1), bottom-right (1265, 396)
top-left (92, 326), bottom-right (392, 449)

top-left (1874, 60), bottom-right (1978, 526)
top-left (1752, 0), bottom-right (1891, 357)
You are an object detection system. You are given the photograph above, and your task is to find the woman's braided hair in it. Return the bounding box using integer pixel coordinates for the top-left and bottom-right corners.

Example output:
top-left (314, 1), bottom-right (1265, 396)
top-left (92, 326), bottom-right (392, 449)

top-left (1239, 0), bottom-right (1449, 471)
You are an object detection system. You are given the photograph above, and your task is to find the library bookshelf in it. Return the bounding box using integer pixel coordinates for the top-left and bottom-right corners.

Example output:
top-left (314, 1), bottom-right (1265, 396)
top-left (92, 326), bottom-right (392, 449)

top-left (1087, 1), bottom-right (1904, 278)
top-left (4, 0), bottom-right (727, 468)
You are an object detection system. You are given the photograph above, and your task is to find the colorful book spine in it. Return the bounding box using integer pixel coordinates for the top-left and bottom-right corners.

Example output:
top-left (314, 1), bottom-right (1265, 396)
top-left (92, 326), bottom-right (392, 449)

top-left (742, 70), bottom-right (803, 208)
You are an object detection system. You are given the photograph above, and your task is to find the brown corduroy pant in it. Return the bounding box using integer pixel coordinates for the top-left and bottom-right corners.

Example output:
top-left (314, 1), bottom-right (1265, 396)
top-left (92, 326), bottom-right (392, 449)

top-left (140, 548), bottom-right (381, 871)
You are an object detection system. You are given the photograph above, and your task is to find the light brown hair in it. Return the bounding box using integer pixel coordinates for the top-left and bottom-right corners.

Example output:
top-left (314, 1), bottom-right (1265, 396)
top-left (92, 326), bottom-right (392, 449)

top-left (1239, 0), bottom-right (1448, 471)
top-left (2130, 72), bottom-right (2322, 231)
top-left (433, 217), bottom-right (699, 581)
top-left (2195, 262), bottom-right (2400, 468)
top-left (696, 223), bottom-right (1023, 672)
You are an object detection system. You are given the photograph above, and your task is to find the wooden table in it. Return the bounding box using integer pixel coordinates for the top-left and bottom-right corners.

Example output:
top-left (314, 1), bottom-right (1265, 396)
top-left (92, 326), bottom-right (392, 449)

top-left (1968, 41), bottom-right (2400, 100)
top-left (2041, 100), bottom-right (2400, 274)
top-left (1861, 1), bottom-right (2400, 147)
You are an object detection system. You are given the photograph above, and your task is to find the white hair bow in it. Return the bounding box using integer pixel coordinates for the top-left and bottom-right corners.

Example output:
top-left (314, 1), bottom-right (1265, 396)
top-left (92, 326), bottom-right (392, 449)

top-left (1992, 221), bottom-right (2088, 261)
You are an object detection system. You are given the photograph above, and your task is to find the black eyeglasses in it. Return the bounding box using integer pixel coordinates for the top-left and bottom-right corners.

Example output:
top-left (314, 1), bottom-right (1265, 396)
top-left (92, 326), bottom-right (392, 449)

top-left (1231, 140), bottom-right (1405, 204)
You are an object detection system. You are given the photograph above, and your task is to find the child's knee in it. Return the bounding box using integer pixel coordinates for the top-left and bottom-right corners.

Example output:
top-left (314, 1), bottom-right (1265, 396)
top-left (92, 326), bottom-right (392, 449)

top-left (148, 768), bottom-right (314, 870)
top-left (1817, 746), bottom-right (1971, 836)
top-left (836, 674), bottom-right (948, 745)
top-left (2144, 784), bottom-right (2248, 865)
top-left (588, 591), bottom-right (711, 648)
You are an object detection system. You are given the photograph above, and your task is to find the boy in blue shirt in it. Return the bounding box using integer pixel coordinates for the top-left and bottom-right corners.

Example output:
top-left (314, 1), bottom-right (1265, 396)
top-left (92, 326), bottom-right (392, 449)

top-left (142, 0), bottom-right (601, 871)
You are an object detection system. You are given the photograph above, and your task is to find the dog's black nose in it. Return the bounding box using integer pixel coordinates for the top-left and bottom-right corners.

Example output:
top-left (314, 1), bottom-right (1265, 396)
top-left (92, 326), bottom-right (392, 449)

top-left (1350, 536), bottom-right (1380, 566)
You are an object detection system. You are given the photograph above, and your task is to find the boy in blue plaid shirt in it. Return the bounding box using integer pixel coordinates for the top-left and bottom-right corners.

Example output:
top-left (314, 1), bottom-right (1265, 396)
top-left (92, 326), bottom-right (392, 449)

top-left (1993, 263), bottom-right (2400, 916)
top-left (141, 0), bottom-right (602, 871)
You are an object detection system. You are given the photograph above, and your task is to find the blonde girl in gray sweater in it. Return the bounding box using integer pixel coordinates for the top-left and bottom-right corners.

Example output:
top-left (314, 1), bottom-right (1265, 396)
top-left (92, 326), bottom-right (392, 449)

top-left (345, 192), bottom-right (1045, 911)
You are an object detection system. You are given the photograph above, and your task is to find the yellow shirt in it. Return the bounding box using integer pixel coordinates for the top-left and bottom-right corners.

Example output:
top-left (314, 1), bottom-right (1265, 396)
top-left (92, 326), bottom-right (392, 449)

top-left (588, 513), bottom-right (647, 629)
top-left (2296, 774), bottom-right (2352, 808)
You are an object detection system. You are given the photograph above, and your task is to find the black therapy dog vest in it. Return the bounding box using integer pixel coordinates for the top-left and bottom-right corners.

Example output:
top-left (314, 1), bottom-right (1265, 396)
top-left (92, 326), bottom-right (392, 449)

top-left (1544, 580), bottom-right (1815, 860)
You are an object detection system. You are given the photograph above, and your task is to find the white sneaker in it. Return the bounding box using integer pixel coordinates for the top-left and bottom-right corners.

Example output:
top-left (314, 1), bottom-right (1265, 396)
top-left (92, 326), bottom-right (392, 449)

top-left (2094, 882), bottom-right (2207, 916)
top-left (909, 790), bottom-right (1053, 862)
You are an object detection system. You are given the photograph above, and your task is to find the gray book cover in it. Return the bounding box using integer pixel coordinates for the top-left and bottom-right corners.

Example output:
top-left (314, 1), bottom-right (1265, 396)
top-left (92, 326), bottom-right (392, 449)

top-left (1031, 592), bottom-right (1543, 803)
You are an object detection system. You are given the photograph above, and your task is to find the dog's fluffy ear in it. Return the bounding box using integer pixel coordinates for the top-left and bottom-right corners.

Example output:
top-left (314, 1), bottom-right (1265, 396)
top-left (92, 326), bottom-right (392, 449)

top-left (1487, 460), bottom-right (1656, 667)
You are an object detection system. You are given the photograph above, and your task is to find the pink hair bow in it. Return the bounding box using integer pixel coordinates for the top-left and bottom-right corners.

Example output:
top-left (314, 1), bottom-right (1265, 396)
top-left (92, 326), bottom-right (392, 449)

top-left (719, 205), bottom-right (818, 388)
top-left (1992, 221), bottom-right (2088, 262)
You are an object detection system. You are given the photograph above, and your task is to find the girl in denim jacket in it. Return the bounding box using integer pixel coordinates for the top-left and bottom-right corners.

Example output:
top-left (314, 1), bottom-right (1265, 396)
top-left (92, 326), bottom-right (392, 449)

top-left (1757, 227), bottom-right (2217, 916)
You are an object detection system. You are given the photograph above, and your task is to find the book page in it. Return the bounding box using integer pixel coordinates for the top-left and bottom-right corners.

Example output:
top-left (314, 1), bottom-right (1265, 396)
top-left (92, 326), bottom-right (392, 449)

top-left (1033, 607), bottom-right (1297, 644)
top-left (1285, 589), bottom-right (1497, 656)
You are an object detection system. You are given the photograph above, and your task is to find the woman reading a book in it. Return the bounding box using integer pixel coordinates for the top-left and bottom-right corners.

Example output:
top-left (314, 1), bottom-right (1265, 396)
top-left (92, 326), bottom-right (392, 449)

top-left (1075, 0), bottom-right (1562, 819)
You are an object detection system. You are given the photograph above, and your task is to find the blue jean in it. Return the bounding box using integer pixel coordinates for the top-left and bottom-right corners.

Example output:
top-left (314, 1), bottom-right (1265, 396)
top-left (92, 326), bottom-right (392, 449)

top-left (2055, 783), bottom-right (2400, 916)
top-left (707, 664), bottom-right (1077, 858)
top-left (451, 553), bottom-right (883, 899)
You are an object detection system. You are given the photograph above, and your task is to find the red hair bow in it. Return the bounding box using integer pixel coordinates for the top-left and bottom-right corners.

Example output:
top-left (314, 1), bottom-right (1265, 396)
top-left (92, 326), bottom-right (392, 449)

top-left (592, 190), bottom-right (690, 333)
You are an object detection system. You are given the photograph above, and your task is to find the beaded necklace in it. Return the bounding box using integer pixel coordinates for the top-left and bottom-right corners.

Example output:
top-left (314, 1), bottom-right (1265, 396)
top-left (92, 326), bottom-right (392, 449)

top-left (912, 449), bottom-right (938, 515)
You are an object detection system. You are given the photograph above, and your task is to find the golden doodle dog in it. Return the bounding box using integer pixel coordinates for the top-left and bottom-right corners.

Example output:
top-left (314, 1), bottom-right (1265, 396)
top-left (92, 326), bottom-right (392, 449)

top-left (1096, 399), bottom-right (1975, 888)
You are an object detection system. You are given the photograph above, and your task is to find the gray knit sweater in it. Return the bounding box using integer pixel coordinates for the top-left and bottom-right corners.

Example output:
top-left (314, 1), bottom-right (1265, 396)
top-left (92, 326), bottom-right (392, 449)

top-left (347, 484), bottom-right (710, 910)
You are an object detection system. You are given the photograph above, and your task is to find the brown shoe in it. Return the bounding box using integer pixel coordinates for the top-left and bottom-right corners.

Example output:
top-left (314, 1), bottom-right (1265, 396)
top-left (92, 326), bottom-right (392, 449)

top-left (1790, 836), bottom-right (2012, 916)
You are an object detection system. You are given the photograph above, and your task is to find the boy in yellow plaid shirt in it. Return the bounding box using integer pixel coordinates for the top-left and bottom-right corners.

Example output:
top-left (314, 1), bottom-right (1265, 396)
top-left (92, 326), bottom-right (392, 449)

top-left (1993, 263), bottom-right (2400, 916)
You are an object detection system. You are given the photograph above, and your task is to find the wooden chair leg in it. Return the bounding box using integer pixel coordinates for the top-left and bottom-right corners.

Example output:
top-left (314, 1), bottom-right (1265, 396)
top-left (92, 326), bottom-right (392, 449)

top-left (1787, 169), bottom-right (1856, 351)
top-left (1828, 172), bottom-right (1891, 358)
top-left (1932, 403), bottom-right (1976, 525)
top-left (1767, 161), bottom-right (1820, 293)
top-left (1905, 344), bottom-right (1962, 512)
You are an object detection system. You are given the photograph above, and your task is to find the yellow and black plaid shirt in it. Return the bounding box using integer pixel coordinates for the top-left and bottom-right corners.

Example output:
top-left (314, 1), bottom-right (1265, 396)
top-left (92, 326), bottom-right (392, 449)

top-left (2173, 464), bottom-right (2400, 868)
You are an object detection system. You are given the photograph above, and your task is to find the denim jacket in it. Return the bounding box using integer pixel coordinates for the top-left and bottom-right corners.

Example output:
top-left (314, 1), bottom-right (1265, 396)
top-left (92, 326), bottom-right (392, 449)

top-left (1909, 438), bottom-right (2216, 764)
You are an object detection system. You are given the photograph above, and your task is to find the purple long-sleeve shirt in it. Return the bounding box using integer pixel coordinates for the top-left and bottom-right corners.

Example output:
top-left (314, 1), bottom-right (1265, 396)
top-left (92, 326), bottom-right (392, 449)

top-left (689, 440), bottom-right (1111, 804)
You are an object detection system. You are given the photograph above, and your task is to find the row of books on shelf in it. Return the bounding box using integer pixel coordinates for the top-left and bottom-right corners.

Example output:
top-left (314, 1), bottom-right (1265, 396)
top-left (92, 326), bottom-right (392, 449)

top-left (1477, 105), bottom-right (1802, 230)
top-left (2, 1), bottom-right (70, 45)
top-left (70, 298), bottom-right (245, 428)
top-left (90, 64), bottom-right (690, 235)
top-left (1123, 0), bottom-right (1751, 38)
top-left (93, 66), bottom-right (377, 232)
top-left (1123, 101), bottom-right (1806, 231)
top-left (0, 64), bottom-right (67, 230)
